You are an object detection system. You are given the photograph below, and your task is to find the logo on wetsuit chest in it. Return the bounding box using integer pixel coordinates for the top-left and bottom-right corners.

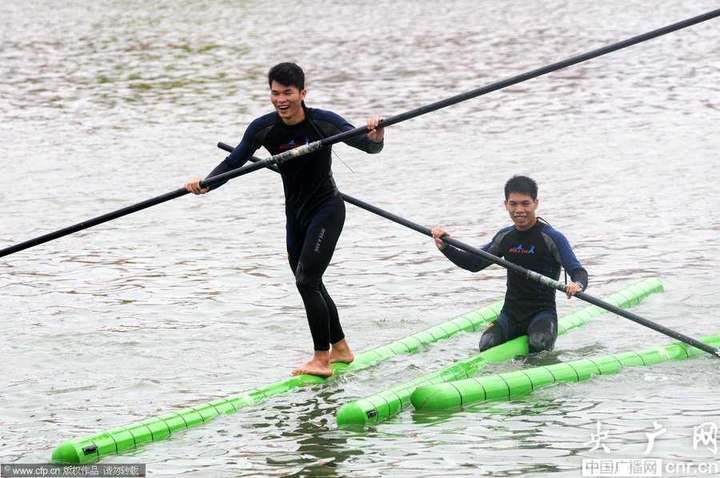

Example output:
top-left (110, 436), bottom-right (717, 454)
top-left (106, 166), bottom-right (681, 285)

top-left (508, 243), bottom-right (536, 255)
top-left (278, 138), bottom-right (311, 152)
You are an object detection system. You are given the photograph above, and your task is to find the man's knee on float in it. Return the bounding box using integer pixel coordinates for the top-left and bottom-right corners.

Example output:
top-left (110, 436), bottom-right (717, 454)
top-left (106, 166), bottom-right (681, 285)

top-left (528, 323), bottom-right (557, 353)
top-left (479, 324), bottom-right (504, 352)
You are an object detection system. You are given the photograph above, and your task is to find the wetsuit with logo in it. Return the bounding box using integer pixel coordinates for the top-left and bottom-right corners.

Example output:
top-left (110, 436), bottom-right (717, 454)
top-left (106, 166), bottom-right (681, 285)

top-left (441, 220), bottom-right (588, 352)
top-left (206, 107), bottom-right (383, 351)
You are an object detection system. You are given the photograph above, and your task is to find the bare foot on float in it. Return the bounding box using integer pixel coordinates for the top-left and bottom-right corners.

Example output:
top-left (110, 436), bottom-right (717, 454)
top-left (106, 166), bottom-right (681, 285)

top-left (292, 352), bottom-right (333, 377)
top-left (330, 339), bottom-right (355, 364)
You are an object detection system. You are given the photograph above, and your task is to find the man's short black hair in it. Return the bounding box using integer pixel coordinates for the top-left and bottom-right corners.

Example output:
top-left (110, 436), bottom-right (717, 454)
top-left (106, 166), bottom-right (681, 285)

top-left (504, 175), bottom-right (538, 200)
top-left (268, 62), bottom-right (305, 90)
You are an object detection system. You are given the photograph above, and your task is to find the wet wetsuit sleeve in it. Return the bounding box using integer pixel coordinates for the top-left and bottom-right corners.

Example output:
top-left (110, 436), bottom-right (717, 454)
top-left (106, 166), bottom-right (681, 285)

top-left (548, 229), bottom-right (589, 290)
top-left (313, 110), bottom-right (384, 154)
top-left (204, 119), bottom-right (264, 190)
top-left (440, 232), bottom-right (502, 273)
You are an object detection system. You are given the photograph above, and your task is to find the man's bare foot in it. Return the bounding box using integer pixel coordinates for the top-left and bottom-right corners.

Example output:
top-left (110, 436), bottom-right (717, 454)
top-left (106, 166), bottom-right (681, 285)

top-left (330, 339), bottom-right (355, 364)
top-left (292, 351), bottom-right (333, 377)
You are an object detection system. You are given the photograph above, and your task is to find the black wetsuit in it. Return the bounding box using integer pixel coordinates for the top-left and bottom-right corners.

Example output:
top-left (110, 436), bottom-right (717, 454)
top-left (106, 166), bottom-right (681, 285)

top-left (441, 220), bottom-right (588, 352)
top-left (207, 107), bottom-right (383, 351)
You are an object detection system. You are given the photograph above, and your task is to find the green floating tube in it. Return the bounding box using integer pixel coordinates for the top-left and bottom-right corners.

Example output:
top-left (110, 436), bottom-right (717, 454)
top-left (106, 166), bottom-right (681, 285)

top-left (411, 334), bottom-right (720, 411)
top-left (52, 300), bottom-right (504, 464)
top-left (336, 278), bottom-right (663, 427)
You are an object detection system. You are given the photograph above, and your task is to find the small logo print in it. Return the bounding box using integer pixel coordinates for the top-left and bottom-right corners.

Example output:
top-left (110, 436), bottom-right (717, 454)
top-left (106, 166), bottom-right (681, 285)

top-left (509, 243), bottom-right (536, 255)
top-left (314, 228), bottom-right (326, 253)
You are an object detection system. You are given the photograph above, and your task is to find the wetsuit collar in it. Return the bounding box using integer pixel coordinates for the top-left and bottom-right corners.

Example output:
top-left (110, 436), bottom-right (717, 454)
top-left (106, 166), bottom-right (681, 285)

top-left (515, 218), bottom-right (540, 233)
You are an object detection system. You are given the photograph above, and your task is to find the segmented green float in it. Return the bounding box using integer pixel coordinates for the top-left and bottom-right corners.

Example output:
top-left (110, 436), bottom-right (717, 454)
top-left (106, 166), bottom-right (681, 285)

top-left (336, 278), bottom-right (663, 426)
top-left (52, 299), bottom-right (503, 463)
top-left (411, 334), bottom-right (720, 411)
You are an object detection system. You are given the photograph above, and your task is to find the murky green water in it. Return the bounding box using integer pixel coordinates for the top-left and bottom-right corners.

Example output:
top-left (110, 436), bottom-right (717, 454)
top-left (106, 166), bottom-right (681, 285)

top-left (2, 1), bottom-right (719, 476)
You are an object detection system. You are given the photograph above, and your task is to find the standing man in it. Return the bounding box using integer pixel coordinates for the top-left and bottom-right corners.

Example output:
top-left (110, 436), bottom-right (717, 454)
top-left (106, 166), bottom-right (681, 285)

top-left (186, 62), bottom-right (384, 377)
top-left (431, 176), bottom-right (588, 353)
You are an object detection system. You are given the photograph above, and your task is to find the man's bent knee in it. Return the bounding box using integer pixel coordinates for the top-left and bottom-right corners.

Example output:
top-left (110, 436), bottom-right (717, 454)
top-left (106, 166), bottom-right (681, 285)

top-left (528, 331), bottom-right (556, 353)
top-left (295, 272), bottom-right (321, 294)
top-left (479, 325), bottom-right (504, 352)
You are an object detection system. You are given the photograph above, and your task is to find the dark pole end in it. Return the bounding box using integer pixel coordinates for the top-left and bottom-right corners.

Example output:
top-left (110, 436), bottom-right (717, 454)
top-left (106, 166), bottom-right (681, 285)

top-left (217, 142), bottom-right (233, 153)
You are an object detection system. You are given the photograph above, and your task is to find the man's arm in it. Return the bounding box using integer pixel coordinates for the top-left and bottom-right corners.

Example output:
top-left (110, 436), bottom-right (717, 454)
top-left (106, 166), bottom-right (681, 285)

top-left (545, 228), bottom-right (588, 297)
top-left (431, 226), bottom-right (500, 273)
top-left (185, 116), bottom-right (267, 194)
top-left (312, 109), bottom-right (384, 154)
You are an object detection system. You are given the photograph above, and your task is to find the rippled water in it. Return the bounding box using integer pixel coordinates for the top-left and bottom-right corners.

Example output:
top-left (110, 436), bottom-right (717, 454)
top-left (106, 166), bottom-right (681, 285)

top-left (2, 1), bottom-right (719, 476)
